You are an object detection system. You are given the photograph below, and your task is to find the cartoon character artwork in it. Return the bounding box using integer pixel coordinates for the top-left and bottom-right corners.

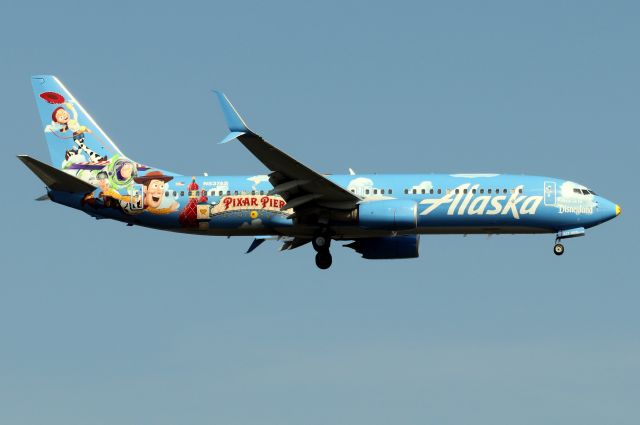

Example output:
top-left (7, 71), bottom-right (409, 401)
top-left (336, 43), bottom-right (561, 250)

top-left (81, 171), bottom-right (127, 214)
top-left (133, 171), bottom-right (179, 215)
top-left (106, 155), bottom-right (139, 190)
top-left (87, 170), bottom-right (179, 215)
top-left (41, 91), bottom-right (107, 164)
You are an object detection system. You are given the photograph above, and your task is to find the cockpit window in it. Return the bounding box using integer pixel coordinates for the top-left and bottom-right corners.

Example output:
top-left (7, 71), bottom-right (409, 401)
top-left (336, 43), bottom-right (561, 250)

top-left (572, 188), bottom-right (597, 196)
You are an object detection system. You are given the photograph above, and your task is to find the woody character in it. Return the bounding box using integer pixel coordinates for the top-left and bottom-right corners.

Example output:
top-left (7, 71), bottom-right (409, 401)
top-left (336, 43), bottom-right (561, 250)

top-left (132, 171), bottom-right (179, 214)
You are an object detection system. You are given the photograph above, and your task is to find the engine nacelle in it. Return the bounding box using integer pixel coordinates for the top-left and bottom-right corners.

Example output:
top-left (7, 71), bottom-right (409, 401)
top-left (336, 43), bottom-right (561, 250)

top-left (358, 199), bottom-right (418, 230)
top-left (345, 235), bottom-right (420, 259)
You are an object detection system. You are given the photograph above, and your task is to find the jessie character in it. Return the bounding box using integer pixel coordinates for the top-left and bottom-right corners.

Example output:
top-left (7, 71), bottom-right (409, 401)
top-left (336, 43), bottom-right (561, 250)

top-left (49, 103), bottom-right (106, 163)
top-left (51, 103), bottom-right (92, 141)
top-left (133, 171), bottom-right (179, 214)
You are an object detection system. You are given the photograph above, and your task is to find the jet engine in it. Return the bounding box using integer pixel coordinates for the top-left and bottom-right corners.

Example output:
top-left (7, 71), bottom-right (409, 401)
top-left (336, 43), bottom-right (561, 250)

top-left (358, 199), bottom-right (418, 230)
top-left (345, 235), bottom-right (420, 259)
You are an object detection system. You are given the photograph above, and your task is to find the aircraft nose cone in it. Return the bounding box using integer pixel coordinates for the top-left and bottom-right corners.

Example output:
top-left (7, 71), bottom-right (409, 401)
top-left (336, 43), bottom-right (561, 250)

top-left (594, 197), bottom-right (619, 224)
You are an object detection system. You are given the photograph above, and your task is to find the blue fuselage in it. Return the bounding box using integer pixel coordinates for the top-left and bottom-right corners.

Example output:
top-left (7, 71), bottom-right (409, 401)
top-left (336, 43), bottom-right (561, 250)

top-left (51, 172), bottom-right (619, 239)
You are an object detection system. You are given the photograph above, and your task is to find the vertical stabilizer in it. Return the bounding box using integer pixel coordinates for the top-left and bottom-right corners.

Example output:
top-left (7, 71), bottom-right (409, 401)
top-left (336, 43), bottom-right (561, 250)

top-left (31, 75), bottom-right (124, 169)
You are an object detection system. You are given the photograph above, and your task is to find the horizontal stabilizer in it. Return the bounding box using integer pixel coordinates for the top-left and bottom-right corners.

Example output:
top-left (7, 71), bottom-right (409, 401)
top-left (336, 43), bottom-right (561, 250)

top-left (18, 155), bottom-right (96, 193)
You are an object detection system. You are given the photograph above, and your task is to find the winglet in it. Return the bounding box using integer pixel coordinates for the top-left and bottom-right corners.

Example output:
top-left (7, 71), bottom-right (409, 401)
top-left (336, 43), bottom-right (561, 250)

top-left (220, 131), bottom-right (246, 144)
top-left (214, 91), bottom-right (250, 144)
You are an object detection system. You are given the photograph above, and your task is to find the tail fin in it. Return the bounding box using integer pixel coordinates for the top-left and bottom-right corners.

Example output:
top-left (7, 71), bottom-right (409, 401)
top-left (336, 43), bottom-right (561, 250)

top-left (31, 75), bottom-right (124, 169)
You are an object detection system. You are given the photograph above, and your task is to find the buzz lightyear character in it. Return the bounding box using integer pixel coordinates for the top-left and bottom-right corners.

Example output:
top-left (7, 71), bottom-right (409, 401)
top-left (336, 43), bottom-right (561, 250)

top-left (106, 155), bottom-right (138, 190)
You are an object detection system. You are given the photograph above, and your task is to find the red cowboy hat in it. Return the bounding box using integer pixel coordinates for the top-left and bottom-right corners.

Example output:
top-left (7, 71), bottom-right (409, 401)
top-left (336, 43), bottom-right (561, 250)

top-left (133, 171), bottom-right (174, 185)
top-left (40, 91), bottom-right (65, 104)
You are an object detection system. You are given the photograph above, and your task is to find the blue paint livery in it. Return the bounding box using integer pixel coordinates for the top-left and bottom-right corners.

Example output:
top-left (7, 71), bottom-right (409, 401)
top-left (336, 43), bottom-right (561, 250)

top-left (21, 76), bottom-right (620, 269)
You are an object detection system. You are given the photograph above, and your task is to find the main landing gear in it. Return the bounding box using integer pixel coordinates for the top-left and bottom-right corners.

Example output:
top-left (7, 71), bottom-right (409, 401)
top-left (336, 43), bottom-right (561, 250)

top-left (313, 233), bottom-right (332, 270)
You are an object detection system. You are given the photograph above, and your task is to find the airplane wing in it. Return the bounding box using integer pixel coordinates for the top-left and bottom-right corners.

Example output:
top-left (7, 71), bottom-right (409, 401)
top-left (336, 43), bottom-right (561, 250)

top-left (214, 92), bottom-right (361, 216)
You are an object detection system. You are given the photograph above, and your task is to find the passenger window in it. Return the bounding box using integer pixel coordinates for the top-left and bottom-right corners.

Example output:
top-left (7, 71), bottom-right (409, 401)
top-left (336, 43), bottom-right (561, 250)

top-left (519, 188), bottom-right (523, 194)
top-left (412, 189), bottom-right (417, 194)
top-left (373, 189), bottom-right (378, 194)
top-left (430, 189), bottom-right (434, 194)
top-left (404, 189), bottom-right (408, 194)
top-left (388, 189), bottom-right (393, 194)
top-left (488, 189), bottom-right (492, 194)
top-left (463, 189), bottom-right (467, 194)
top-left (260, 190), bottom-right (264, 195)
top-left (381, 189), bottom-right (385, 195)
top-left (503, 189), bottom-right (507, 194)
top-left (480, 189), bottom-right (484, 194)
top-left (165, 191), bottom-right (169, 197)
top-left (455, 189), bottom-right (459, 194)
top-left (366, 189), bottom-right (370, 194)
top-left (437, 189), bottom-right (442, 194)
top-left (472, 189), bottom-right (476, 194)
top-left (173, 191), bottom-right (177, 197)
top-left (226, 191), bottom-right (231, 195)
top-left (251, 190), bottom-right (256, 195)
top-left (180, 191), bottom-right (185, 197)
top-left (421, 189), bottom-right (425, 194)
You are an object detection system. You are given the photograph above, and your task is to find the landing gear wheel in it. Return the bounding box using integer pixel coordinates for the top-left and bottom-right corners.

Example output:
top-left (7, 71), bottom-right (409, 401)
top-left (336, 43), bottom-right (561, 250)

top-left (315, 250), bottom-right (333, 269)
top-left (312, 235), bottom-right (330, 251)
top-left (553, 243), bottom-right (565, 256)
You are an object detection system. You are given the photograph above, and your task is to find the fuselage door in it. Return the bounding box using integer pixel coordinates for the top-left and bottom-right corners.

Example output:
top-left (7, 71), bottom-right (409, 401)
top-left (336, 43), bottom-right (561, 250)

top-left (544, 181), bottom-right (556, 206)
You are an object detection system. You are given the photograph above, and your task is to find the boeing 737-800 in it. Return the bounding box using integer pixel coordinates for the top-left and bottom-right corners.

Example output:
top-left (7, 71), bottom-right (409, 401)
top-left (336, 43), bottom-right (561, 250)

top-left (20, 76), bottom-right (620, 269)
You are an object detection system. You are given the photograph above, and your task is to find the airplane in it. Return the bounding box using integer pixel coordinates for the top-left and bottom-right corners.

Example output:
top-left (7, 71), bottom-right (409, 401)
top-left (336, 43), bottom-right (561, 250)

top-left (20, 75), bottom-right (620, 269)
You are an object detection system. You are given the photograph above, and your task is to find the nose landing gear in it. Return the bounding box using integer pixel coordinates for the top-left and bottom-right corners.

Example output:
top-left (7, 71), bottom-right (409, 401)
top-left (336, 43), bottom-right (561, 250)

top-left (552, 227), bottom-right (585, 256)
top-left (553, 242), bottom-right (565, 256)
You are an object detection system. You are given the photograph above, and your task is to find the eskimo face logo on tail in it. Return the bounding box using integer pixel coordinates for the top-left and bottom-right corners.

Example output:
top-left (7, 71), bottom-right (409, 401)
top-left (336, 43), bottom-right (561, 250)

top-left (419, 184), bottom-right (543, 219)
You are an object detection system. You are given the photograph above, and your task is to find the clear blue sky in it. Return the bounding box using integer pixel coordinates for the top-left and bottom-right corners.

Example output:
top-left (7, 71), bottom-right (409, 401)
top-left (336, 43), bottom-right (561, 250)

top-left (1, 1), bottom-right (638, 424)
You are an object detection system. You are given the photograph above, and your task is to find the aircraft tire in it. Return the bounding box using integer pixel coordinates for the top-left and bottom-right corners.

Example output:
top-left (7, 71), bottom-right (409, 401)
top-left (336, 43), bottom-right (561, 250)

top-left (553, 243), bottom-right (565, 256)
top-left (315, 250), bottom-right (332, 269)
